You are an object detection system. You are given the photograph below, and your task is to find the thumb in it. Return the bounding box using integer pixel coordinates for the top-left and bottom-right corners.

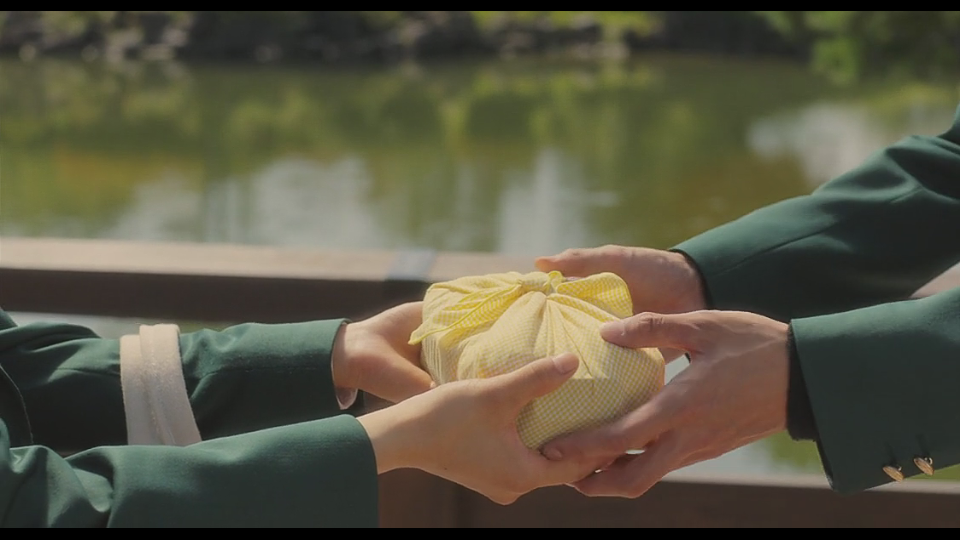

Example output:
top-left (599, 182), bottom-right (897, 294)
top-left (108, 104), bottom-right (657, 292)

top-left (493, 353), bottom-right (580, 411)
top-left (600, 313), bottom-right (696, 352)
top-left (542, 392), bottom-right (675, 463)
top-left (535, 247), bottom-right (617, 277)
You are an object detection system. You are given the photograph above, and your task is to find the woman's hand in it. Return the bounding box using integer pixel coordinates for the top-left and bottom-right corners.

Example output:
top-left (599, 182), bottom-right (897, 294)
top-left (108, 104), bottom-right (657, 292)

top-left (357, 354), bottom-right (599, 505)
top-left (332, 302), bottom-right (434, 404)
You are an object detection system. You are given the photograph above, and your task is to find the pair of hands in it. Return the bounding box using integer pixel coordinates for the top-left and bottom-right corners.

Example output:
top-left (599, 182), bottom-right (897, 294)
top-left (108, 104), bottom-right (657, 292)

top-left (331, 304), bottom-right (598, 504)
top-left (332, 245), bottom-right (792, 503)
top-left (537, 247), bottom-right (791, 498)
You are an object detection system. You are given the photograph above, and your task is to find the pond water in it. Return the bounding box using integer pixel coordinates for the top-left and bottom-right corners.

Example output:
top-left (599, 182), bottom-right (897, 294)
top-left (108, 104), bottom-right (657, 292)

top-left (2, 54), bottom-right (959, 481)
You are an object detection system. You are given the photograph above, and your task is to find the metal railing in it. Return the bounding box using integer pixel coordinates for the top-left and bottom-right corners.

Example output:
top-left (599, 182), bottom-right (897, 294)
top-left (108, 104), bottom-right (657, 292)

top-left (2, 236), bottom-right (959, 527)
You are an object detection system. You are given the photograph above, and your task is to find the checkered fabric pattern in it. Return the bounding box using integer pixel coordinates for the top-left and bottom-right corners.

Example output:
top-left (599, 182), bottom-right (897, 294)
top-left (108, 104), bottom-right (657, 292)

top-left (410, 270), bottom-right (665, 449)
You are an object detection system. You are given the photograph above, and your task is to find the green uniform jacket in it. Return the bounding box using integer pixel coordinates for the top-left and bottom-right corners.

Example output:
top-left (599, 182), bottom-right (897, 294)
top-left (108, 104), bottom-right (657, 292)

top-left (674, 104), bottom-right (960, 494)
top-left (0, 311), bottom-right (379, 527)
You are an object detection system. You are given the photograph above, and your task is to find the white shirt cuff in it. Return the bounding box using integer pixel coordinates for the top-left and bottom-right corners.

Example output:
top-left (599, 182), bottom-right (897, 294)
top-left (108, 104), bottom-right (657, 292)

top-left (331, 321), bottom-right (358, 410)
top-left (335, 385), bottom-right (359, 410)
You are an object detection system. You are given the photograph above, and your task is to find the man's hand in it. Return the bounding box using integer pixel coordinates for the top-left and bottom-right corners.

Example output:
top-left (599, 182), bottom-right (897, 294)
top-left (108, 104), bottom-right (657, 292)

top-left (537, 245), bottom-right (708, 361)
top-left (536, 246), bottom-right (707, 315)
top-left (358, 354), bottom-right (599, 505)
top-left (332, 302), bottom-right (434, 404)
top-left (542, 310), bottom-right (790, 499)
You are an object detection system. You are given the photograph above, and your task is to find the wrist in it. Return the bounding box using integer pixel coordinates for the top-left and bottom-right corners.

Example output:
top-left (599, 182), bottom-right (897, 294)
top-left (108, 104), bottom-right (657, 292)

top-left (667, 250), bottom-right (709, 312)
top-left (772, 321), bottom-right (792, 432)
top-left (357, 406), bottom-right (419, 474)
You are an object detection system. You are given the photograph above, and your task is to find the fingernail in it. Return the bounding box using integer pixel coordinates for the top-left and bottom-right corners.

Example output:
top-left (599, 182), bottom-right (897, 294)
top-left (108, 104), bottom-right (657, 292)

top-left (552, 354), bottom-right (579, 374)
top-left (543, 447), bottom-right (563, 461)
top-left (600, 320), bottom-right (625, 338)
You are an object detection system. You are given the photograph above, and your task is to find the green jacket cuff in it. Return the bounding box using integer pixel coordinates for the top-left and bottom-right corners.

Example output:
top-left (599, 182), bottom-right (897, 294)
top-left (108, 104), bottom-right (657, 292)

top-left (790, 289), bottom-right (960, 494)
top-left (785, 324), bottom-right (817, 442)
top-left (179, 318), bottom-right (354, 440)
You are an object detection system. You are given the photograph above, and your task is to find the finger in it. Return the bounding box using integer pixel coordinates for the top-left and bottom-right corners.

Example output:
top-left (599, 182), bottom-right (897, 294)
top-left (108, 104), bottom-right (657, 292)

top-left (541, 393), bottom-right (675, 463)
top-left (572, 437), bottom-right (681, 498)
top-left (493, 353), bottom-right (580, 411)
top-left (531, 448), bottom-right (612, 490)
top-left (371, 354), bottom-right (436, 403)
top-left (600, 313), bottom-right (698, 352)
top-left (562, 454), bottom-right (638, 490)
top-left (534, 246), bottom-right (624, 277)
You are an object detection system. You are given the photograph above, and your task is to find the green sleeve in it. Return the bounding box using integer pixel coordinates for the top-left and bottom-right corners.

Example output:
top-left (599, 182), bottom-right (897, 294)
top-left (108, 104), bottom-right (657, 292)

top-left (790, 288), bottom-right (960, 494)
top-left (671, 105), bottom-right (960, 496)
top-left (673, 105), bottom-right (960, 321)
top-left (0, 314), bottom-right (352, 452)
top-left (1, 415), bottom-right (378, 527)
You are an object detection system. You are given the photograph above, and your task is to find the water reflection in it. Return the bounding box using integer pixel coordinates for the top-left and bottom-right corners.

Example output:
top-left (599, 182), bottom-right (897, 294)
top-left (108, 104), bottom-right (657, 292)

top-left (74, 148), bottom-right (598, 254)
top-left (749, 100), bottom-right (956, 187)
top-left (2, 55), bottom-right (959, 480)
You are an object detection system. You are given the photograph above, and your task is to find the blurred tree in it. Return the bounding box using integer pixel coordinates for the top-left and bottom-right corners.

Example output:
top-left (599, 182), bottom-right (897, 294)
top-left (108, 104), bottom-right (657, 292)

top-left (758, 11), bottom-right (960, 83)
top-left (4, 11), bottom-right (960, 82)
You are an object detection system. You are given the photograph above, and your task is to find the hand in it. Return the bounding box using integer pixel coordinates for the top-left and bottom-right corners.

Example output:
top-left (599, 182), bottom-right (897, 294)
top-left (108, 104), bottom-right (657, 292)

top-left (358, 354), bottom-right (599, 505)
top-left (332, 302), bottom-right (434, 403)
top-left (536, 245), bottom-right (707, 315)
top-left (537, 245), bottom-right (707, 361)
top-left (542, 311), bottom-right (790, 499)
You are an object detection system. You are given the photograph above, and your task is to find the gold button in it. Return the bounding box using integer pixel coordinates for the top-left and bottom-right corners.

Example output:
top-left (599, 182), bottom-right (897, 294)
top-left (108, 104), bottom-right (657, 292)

top-left (883, 465), bottom-right (904, 482)
top-left (914, 457), bottom-right (934, 476)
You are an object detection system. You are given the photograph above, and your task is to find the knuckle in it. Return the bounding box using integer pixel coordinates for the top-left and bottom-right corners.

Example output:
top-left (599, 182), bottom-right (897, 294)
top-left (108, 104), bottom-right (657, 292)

top-left (558, 443), bottom-right (587, 464)
top-left (621, 476), bottom-right (657, 499)
top-left (659, 432), bottom-right (686, 454)
top-left (600, 244), bottom-right (630, 267)
top-left (599, 244), bottom-right (626, 262)
top-left (606, 429), bottom-right (634, 455)
top-left (560, 247), bottom-right (582, 260)
top-left (629, 313), bottom-right (661, 335)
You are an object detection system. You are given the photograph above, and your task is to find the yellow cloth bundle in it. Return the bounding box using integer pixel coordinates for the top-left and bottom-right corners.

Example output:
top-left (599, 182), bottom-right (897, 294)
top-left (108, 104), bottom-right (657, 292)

top-left (409, 270), bottom-right (665, 449)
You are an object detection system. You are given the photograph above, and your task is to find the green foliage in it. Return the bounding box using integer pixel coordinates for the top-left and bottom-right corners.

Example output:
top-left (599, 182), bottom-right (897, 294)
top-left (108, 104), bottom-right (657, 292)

top-left (471, 11), bottom-right (659, 41)
top-left (757, 11), bottom-right (960, 83)
top-left (6, 12), bottom-right (960, 82)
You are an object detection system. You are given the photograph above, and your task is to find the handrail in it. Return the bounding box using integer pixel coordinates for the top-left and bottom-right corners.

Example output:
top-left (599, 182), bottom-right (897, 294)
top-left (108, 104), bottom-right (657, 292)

top-left (0, 236), bottom-right (536, 322)
top-left (2, 236), bottom-right (956, 323)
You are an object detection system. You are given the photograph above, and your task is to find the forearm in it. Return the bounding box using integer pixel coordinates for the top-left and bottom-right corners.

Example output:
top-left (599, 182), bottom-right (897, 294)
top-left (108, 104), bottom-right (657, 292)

top-left (0, 318), bottom-right (354, 451)
top-left (674, 106), bottom-right (960, 321)
top-left (1, 415), bottom-right (378, 528)
top-left (788, 288), bottom-right (960, 494)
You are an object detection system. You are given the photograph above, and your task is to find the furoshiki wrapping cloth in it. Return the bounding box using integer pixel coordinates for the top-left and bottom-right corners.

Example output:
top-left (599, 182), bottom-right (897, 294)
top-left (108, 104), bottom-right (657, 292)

top-left (409, 270), bottom-right (665, 449)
